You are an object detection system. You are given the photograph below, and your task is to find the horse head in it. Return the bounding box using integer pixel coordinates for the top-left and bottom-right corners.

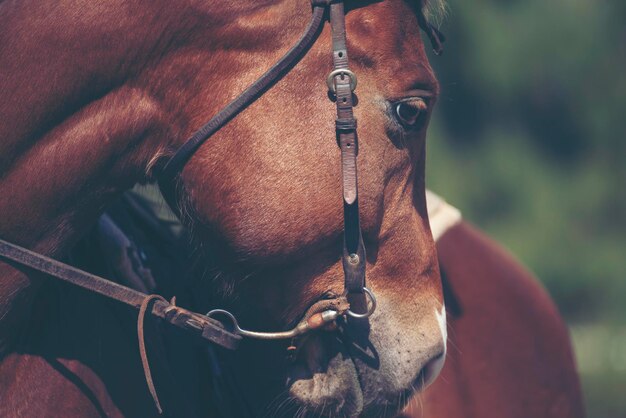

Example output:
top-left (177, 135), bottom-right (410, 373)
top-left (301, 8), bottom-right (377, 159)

top-left (0, 0), bottom-right (446, 416)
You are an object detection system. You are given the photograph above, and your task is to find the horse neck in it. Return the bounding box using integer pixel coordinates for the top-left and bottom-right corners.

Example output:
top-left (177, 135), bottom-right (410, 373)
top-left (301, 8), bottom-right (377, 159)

top-left (0, 2), bottom-right (178, 352)
top-left (0, 0), bottom-right (299, 353)
top-left (0, 0), bottom-right (299, 248)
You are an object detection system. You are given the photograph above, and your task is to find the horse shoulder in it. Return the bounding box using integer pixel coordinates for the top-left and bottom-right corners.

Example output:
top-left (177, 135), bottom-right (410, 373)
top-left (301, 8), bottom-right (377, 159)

top-left (0, 352), bottom-right (122, 418)
top-left (0, 286), bottom-right (170, 418)
top-left (407, 221), bottom-right (584, 418)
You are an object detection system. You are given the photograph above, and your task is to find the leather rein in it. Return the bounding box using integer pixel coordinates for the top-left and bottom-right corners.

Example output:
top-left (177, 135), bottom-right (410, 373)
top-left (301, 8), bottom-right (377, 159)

top-left (0, 0), bottom-right (444, 413)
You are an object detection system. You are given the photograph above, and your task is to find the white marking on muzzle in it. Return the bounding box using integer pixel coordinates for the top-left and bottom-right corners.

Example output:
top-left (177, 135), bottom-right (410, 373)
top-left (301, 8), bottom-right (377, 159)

top-left (435, 305), bottom-right (447, 354)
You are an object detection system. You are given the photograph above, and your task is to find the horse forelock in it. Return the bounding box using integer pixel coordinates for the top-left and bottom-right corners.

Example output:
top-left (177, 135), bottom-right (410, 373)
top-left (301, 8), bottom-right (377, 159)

top-left (421, 0), bottom-right (448, 25)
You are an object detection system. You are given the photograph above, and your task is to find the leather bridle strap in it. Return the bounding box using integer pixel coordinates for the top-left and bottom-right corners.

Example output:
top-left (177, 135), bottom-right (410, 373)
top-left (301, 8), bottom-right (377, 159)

top-left (138, 294), bottom-right (168, 415)
top-left (328, 1), bottom-right (367, 302)
top-left (0, 238), bottom-right (241, 350)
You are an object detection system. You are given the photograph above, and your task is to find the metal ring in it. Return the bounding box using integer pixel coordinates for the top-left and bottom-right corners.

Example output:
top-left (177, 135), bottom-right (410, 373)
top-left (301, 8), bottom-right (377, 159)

top-left (206, 309), bottom-right (311, 340)
top-left (206, 309), bottom-right (243, 333)
top-left (326, 68), bottom-right (357, 93)
top-left (346, 287), bottom-right (377, 319)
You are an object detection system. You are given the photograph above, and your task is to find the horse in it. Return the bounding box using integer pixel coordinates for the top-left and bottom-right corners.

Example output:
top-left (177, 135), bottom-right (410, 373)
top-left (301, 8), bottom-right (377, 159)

top-left (401, 196), bottom-right (586, 417)
top-left (0, 0), bottom-right (584, 416)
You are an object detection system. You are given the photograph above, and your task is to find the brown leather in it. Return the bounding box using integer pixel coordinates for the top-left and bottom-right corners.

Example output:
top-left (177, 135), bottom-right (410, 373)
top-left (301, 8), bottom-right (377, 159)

top-left (0, 238), bottom-right (241, 350)
top-left (329, 1), bottom-right (367, 297)
top-left (138, 294), bottom-right (168, 415)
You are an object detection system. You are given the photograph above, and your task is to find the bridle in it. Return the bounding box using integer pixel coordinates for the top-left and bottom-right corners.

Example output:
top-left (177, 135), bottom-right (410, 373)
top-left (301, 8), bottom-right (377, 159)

top-left (159, 0), bottom-right (376, 337)
top-left (0, 0), bottom-right (443, 413)
top-left (159, 0), bottom-right (442, 338)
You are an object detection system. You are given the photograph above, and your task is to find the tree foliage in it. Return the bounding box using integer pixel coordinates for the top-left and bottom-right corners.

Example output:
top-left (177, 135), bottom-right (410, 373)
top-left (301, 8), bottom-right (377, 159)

top-left (425, 0), bottom-right (625, 416)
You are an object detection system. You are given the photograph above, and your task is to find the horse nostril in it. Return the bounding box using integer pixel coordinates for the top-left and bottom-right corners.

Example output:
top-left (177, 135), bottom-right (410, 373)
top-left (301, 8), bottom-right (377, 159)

top-left (418, 351), bottom-right (446, 389)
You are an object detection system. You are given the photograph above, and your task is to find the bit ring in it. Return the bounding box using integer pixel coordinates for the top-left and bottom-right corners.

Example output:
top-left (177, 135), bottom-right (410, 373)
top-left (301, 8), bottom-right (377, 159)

top-left (346, 287), bottom-right (377, 319)
top-left (206, 309), bottom-right (242, 333)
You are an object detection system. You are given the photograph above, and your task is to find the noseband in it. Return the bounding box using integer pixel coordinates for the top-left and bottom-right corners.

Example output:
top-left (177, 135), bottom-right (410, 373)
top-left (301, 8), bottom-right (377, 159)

top-left (0, 0), bottom-right (444, 413)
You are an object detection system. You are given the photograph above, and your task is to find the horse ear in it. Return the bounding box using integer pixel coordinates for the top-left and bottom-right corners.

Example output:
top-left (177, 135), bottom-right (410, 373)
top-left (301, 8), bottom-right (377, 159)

top-left (417, 5), bottom-right (446, 55)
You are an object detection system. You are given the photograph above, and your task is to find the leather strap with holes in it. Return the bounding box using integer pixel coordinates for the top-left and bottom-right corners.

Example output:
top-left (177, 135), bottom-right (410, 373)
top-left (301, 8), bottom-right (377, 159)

top-left (328, 2), bottom-right (366, 297)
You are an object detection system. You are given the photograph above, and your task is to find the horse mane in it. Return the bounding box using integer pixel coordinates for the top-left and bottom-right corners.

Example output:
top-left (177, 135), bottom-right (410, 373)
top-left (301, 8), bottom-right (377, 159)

top-left (423, 0), bottom-right (448, 26)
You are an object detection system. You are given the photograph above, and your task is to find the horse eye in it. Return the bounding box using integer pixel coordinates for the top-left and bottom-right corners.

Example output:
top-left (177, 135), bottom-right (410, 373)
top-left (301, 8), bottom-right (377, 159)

top-left (394, 98), bottom-right (427, 127)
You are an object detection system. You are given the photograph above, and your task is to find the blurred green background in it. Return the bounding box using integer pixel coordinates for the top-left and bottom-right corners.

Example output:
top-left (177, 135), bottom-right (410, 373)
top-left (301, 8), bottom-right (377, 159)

top-left (424, 0), bottom-right (625, 416)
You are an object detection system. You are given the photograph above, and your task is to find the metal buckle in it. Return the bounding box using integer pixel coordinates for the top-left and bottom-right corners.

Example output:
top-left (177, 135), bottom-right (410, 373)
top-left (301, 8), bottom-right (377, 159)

top-left (326, 68), bottom-right (357, 93)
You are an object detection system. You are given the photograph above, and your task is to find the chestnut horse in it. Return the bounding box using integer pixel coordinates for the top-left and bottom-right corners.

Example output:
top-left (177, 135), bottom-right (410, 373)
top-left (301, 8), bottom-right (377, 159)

top-left (0, 0), bottom-right (583, 417)
top-left (402, 197), bottom-right (585, 418)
